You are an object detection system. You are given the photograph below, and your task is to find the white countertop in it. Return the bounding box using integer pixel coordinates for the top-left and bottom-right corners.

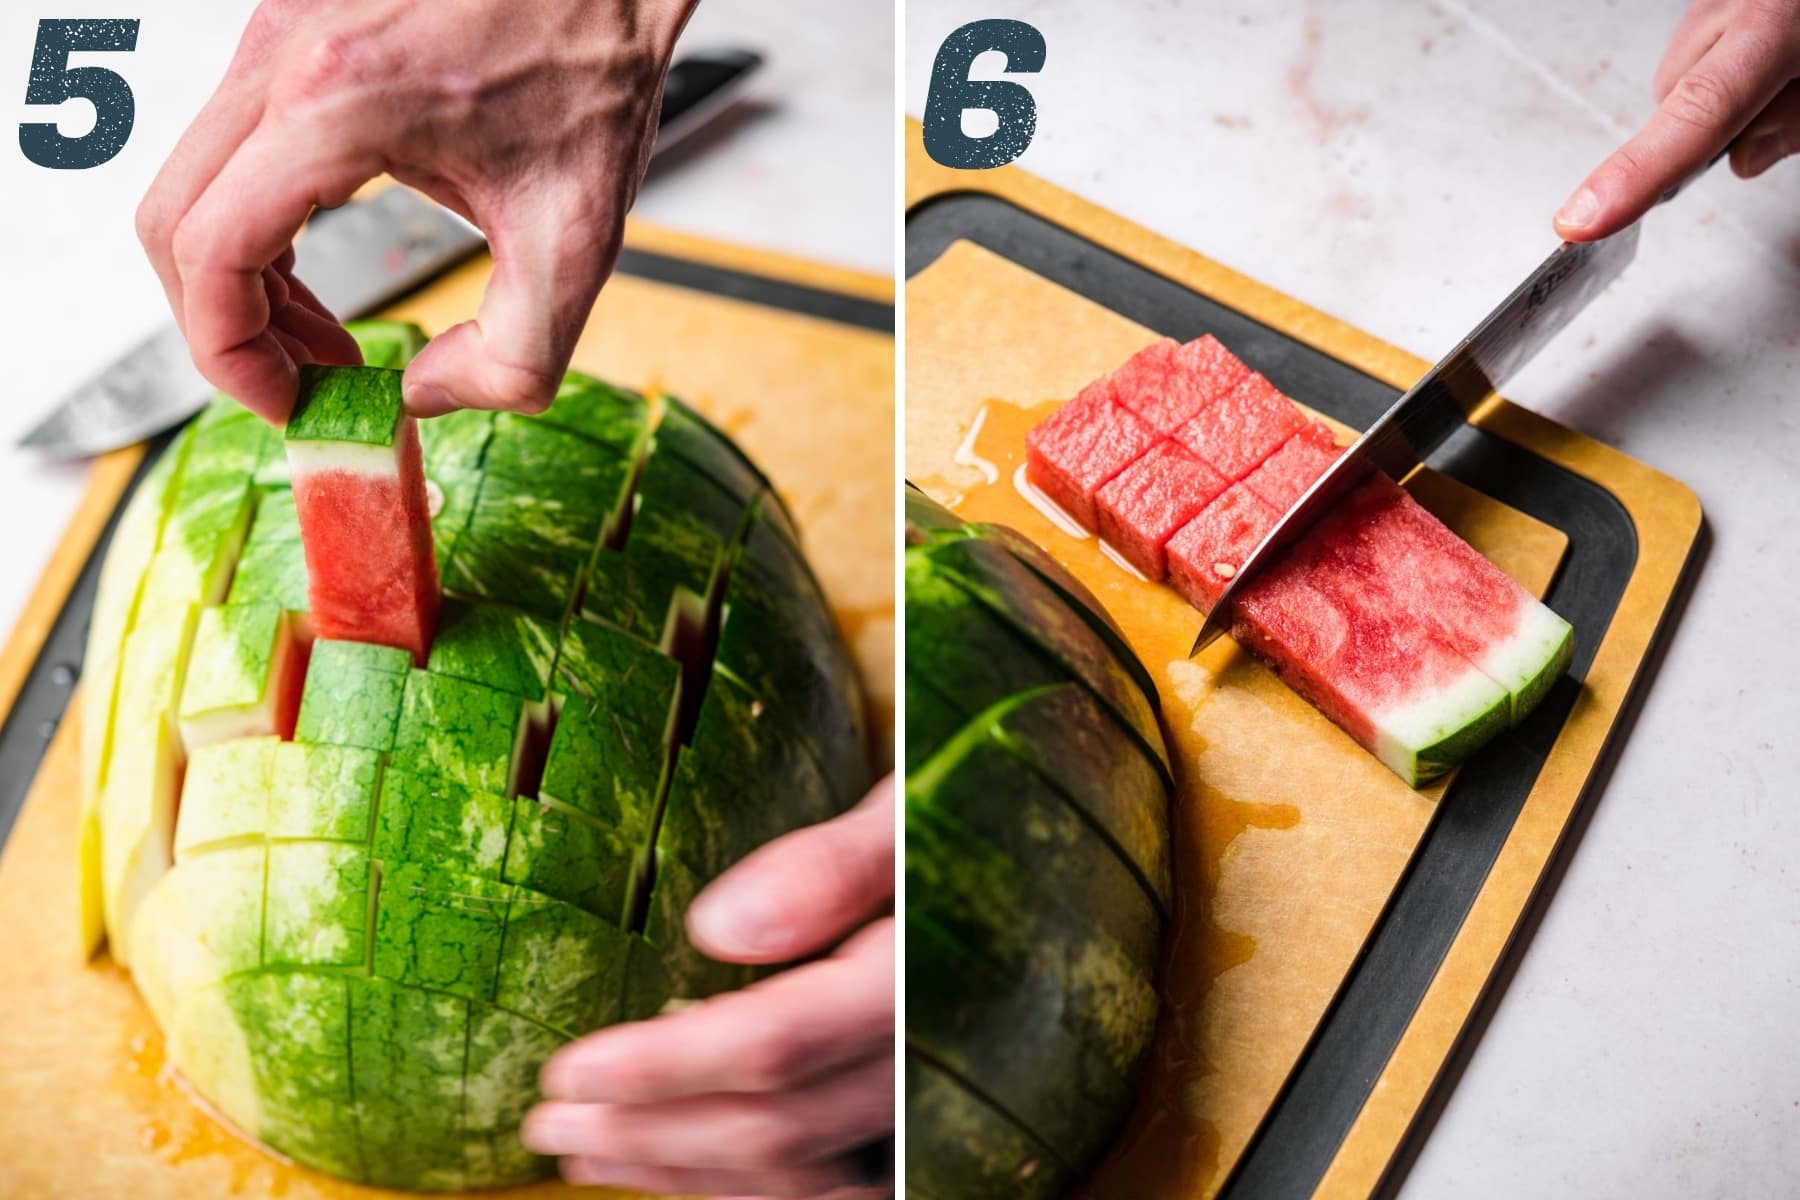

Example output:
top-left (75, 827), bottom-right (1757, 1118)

top-left (907, 1), bottom-right (1798, 1195)
top-left (0, 0), bottom-right (892, 638)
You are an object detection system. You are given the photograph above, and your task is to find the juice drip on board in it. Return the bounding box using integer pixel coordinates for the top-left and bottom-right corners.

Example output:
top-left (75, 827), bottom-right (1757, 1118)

top-left (918, 398), bottom-right (1306, 1200)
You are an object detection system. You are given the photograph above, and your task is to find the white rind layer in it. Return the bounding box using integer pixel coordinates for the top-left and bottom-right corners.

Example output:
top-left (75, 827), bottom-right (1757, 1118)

top-left (287, 439), bottom-right (402, 480)
top-left (1373, 662), bottom-right (1509, 776)
top-left (1476, 599), bottom-right (1573, 710)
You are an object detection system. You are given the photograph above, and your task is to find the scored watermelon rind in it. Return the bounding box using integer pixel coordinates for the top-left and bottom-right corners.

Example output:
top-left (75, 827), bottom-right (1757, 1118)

top-left (284, 365), bottom-right (405, 449)
top-left (1377, 664), bottom-right (1513, 785)
top-left (1478, 601), bottom-right (1576, 726)
top-left (80, 322), bottom-right (868, 1191)
top-left (903, 488), bottom-right (1170, 1200)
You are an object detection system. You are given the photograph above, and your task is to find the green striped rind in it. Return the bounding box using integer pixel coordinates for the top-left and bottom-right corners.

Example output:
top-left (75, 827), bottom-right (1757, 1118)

top-left (906, 804), bottom-right (1158, 1074)
top-left (425, 598), bottom-right (559, 701)
top-left (269, 742), bottom-right (380, 841)
top-left (284, 365), bottom-right (404, 447)
top-left (904, 1052), bottom-right (1067, 1200)
top-left (178, 604), bottom-right (282, 723)
top-left (583, 444), bottom-right (745, 641)
top-left (906, 913), bottom-right (1136, 1173)
top-left (918, 535), bottom-right (1169, 782)
top-left (648, 667), bottom-right (839, 998)
top-left (904, 481), bottom-right (968, 545)
top-left (80, 426), bottom-right (193, 952)
top-left (442, 478), bottom-right (609, 622)
top-left (908, 704), bottom-right (1161, 964)
top-left (294, 640), bottom-right (410, 751)
top-left (226, 493), bottom-right (309, 610)
top-left (539, 373), bottom-right (652, 460)
top-left (903, 489), bottom-right (1171, 1199)
top-left (716, 504), bottom-right (869, 806)
top-left (90, 347), bottom-right (867, 1191)
top-left (656, 396), bottom-right (800, 543)
top-left (392, 671), bottom-right (525, 795)
top-left (175, 736), bottom-right (276, 856)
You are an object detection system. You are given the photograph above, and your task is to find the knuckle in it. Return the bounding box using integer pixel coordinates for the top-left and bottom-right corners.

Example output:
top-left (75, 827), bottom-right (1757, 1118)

top-left (278, 31), bottom-right (380, 105)
top-left (134, 194), bottom-right (171, 252)
top-left (167, 213), bottom-right (213, 275)
top-left (739, 1030), bottom-right (805, 1091)
top-left (483, 362), bottom-right (559, 414)
top-left (740, 1114), bottom-right (810, 1168)
top-left (1663, 69), bottom-right (1739, 132)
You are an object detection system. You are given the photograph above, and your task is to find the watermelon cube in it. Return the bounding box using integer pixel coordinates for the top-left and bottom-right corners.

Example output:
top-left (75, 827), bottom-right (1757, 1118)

top-left (1166, 484), bottom-right (1280, 609)
top-left (1174, 373), bottom-right (1307, 481)
top-left (1307, 477), bottom-right (1575, 724)
top-left (1094, 440), bottom-right (1229, 580)
top-left (177, 604), bottom-right (306, 750)
top-left (1243, 422), bottom-right (1342, 513)
top-left (1025, 381), bottom-right (1158, 531)
top-left (286, 366), bottom-right (441, 666)
top-left (1234, 546), bottom-right (1511, 785)
top-left (1107, 335), bottom-right (1253, 435)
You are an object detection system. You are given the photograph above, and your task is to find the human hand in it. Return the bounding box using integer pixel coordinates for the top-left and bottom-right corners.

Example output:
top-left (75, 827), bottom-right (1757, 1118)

top-left (136, 0), bottom-right (697, 424)
top-left (1554, 0), bottom-right (1799, 240)
top-left (521, 777), bottom-right (896, 1198)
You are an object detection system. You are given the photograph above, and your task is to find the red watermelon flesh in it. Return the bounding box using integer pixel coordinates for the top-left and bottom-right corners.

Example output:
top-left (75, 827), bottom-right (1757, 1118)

top-left (1025, 380), bottom-right (1159, 531)
top-left (1166, 483), bottom-right (1278, 609)
top-left (1111, 335), bottom-right (1250, 434)
top-left (1233, 544), bottom-right (1510, 782)
top-left (1301, 475), bottom-right (1573, 723)
top-left (1175, 373), bottom-right (1307, 481)
top-left (1244, 422), bottom-right (1342, 512)
top-left (1095, 439), bottom-right (1230, 580)
top-left (291, 418), bottom-right (441, 666)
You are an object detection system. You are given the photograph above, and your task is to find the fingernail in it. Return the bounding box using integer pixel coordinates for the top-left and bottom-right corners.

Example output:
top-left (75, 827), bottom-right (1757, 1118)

top-left (404, 383), bottom-right (455, 418)
top-left (519, 1105), bottom-right (582, 1155)
top-left (1739, 131), bottom-right (1784, 178)
top-left (1555, 186), bottom-right (1601, 232)
top-left (687, 885), bottom-right (787, 956)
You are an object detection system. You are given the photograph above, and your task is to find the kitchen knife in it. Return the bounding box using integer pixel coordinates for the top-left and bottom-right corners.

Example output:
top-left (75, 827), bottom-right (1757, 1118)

top-left (19, 48), bottom-right (764, 458)
top-left (1189, 158), bottom-right (1721, 656)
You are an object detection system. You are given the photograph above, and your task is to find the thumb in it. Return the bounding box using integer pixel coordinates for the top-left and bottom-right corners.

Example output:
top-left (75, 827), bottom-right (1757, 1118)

top-left (686, 776), bottom-right (895, 964)
top-left (401, 188), bottom-right (620, 417)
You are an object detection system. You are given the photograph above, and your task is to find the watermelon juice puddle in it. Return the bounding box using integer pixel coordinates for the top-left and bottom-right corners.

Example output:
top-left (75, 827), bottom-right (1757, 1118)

top-left (920, 397), bottom-right (1306, 1199)
top-left (113, 980), bottom-right (352, 1199)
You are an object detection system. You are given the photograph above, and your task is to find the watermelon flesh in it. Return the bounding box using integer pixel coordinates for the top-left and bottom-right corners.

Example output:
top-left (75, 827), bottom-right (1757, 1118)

top-left (1095, 440), bottom-right (1228, 579)
top-left (1026, 334), bottom-right (1574, 784)
top-left (1024, 381), bottom-right (1157, 530)
top-left (286, 367), bottom-right (441, 666)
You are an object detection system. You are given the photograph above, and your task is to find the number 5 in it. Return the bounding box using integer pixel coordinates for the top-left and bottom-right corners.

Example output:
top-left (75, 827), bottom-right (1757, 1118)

top-left (19, 19), bottom-right (140, 170)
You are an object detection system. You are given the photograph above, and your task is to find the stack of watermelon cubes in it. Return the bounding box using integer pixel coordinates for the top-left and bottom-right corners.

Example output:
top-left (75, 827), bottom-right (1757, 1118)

top-left (1027, 336), bottom-right (1573, 785)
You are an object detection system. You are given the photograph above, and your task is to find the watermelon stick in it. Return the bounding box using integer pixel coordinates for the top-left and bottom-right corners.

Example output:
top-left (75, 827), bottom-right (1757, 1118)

top-left (285, 366), bottom-right (441, 665)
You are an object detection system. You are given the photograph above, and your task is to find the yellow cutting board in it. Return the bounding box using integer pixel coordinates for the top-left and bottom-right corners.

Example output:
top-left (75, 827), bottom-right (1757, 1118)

top-left (0, 216), bottom-right (894, 1200)
top-left (906, 123), bottom-right (1701, 1200)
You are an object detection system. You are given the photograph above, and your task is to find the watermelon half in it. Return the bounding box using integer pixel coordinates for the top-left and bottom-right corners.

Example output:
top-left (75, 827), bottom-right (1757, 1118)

top-left (903, 485), bottom-right (1171, 1199)
top-left (1026, 335), bottom-right (1574, 785)
top-left (79, 322), bottom-right (869, 1190)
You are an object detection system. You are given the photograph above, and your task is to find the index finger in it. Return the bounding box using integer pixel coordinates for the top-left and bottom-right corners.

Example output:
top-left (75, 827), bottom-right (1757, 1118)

top-left (1555, 28), bottom-right (1790, 240)
top-left (540, 919), bottom-right (893, 1105)
top-left (172, 119), bottom-right (374, 419)
top-left (685, 777), bottom-right (895, 964)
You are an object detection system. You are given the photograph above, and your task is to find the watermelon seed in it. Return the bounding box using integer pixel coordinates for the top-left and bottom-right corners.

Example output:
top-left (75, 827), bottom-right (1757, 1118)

top-left (1213, 562), bottom-right (1237, 578)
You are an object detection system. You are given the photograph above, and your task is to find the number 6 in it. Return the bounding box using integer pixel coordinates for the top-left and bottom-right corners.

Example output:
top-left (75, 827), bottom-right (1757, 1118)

top-left (922, 20), bottom-right (1047, 170)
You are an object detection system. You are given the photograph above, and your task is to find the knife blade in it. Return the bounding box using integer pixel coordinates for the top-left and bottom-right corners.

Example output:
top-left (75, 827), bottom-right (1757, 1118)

top-left (1188, 152), bottom-right (1727, 657)
top-left (19, 48), bottom-right (764, 458)
top-left (1189, 226), bottom-right (1641, 655)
